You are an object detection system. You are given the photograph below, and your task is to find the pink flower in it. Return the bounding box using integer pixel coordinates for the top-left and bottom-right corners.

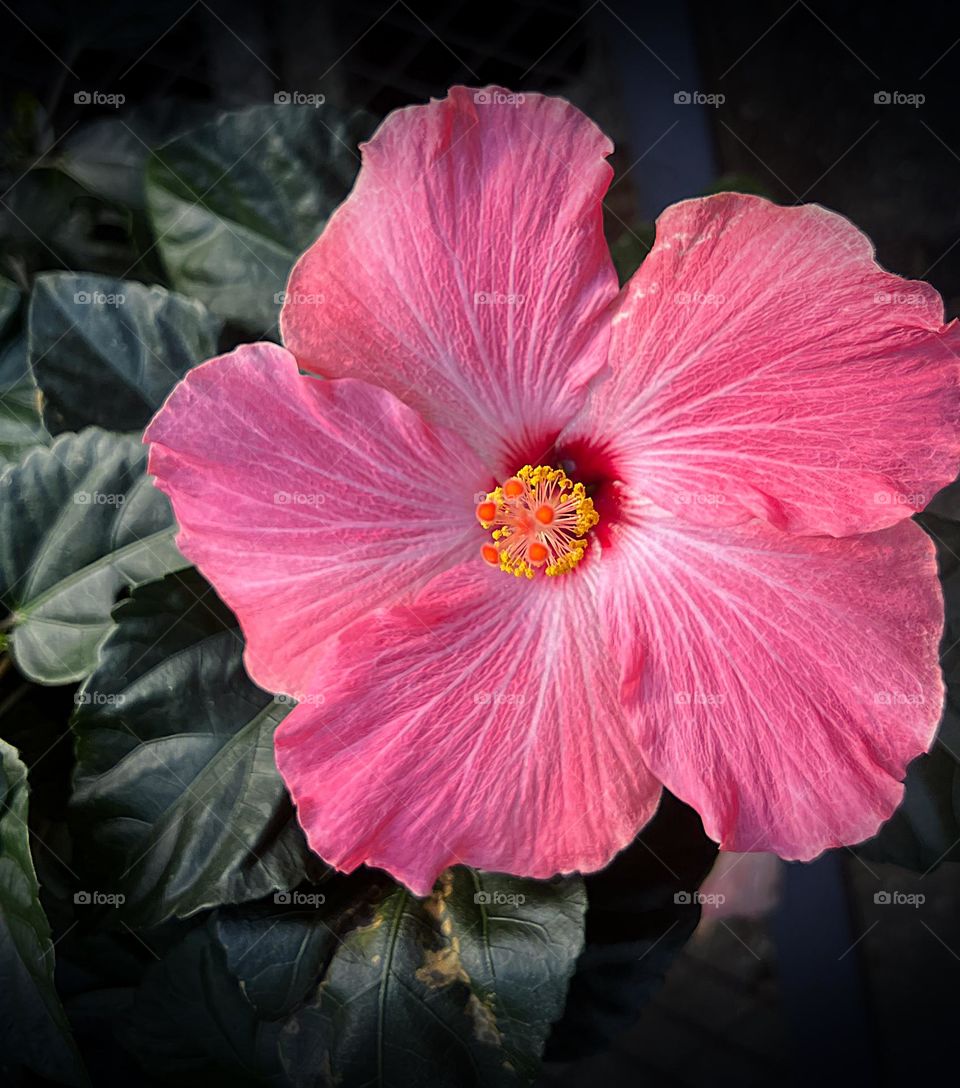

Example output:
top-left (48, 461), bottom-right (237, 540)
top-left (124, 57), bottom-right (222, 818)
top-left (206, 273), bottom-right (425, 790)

top-left (145, 86), bottom-right (959, 896)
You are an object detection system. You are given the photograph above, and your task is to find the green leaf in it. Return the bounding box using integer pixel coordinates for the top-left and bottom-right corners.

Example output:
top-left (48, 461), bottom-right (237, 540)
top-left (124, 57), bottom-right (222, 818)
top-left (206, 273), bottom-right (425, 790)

top-left (0, 169), bottom-right (144, 280)
top-left (117, 869), bottom-right (585, 1088)
top-left (1, 332), bottom-right (50, 470)
top-left (278, 868), bottom-right (586, 1088)
top-left (209, 881), bottom-right (381, 1024)
top-left (51, 909), bottom-right (196, 1086)
top-left (146, 104), bottom-right (369, 333)
top-left (56, 104), bottom-right (215, 212)
top-left (29, 272), bottom-right (222, 434)
top-left (0, 429), bottom-right (187, 684)
top-left (0, 276), bottom-right (19, 332)
top-left (57, 117), bottom-right (150, 210)
top-left (0, 667), bottom-right (78, 842)
top-left (606, 221), bottom-right (654, 285)
top-left (0, 278), bottom-right (49, 470)
top-left (0, 738), bottom-right (87, 1086)
top-left (70, 570), bottom-right (323, 927)
top-left (119, 925), bottom-right (287, 1088)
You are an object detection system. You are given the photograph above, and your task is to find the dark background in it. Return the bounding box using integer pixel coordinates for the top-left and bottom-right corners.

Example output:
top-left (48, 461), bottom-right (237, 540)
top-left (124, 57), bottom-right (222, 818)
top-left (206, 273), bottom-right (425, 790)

top-left (3, 1), bottom-right (960, 1085)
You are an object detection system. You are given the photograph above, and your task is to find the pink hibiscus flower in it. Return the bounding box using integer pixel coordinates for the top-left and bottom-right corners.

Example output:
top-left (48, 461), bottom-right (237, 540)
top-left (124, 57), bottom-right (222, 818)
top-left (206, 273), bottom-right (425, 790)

top-left (145, 86), bottom-right (959, 896)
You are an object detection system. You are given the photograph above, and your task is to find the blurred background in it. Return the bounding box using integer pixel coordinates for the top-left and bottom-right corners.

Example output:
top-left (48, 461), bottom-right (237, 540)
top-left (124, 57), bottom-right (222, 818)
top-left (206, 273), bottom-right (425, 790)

top-left (2, 1), bottom-right (960, 1085)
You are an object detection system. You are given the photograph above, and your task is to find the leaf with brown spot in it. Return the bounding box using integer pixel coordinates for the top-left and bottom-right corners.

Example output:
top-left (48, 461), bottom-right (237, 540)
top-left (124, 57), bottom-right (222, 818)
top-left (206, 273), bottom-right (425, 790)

top-left (274, 868), bottom-right (586, 1088)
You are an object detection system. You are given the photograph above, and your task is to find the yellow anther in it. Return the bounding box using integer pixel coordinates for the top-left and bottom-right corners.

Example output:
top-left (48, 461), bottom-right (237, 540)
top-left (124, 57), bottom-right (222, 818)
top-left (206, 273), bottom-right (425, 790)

top-left (475, 464), bottom-right (598, 578)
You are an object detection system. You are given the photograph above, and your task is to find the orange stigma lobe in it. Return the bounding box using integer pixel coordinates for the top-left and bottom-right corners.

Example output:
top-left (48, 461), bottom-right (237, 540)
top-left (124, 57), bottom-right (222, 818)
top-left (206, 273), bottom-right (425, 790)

top-left (474, 464), bottom-right (599, 579)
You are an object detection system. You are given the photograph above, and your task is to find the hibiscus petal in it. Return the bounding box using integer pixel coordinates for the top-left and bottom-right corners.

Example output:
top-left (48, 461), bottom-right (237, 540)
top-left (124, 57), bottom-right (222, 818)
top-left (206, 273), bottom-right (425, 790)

top-left (274, 559), bottom-right (661, 895)
top-left (613, 514), bottom-right (943, 858)
top-left (145, 342), bottom-right (489, 696)
top-left (571, 193), bottom-right (960, 535)
top-left (281, 85), bottom-right (618, 474)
